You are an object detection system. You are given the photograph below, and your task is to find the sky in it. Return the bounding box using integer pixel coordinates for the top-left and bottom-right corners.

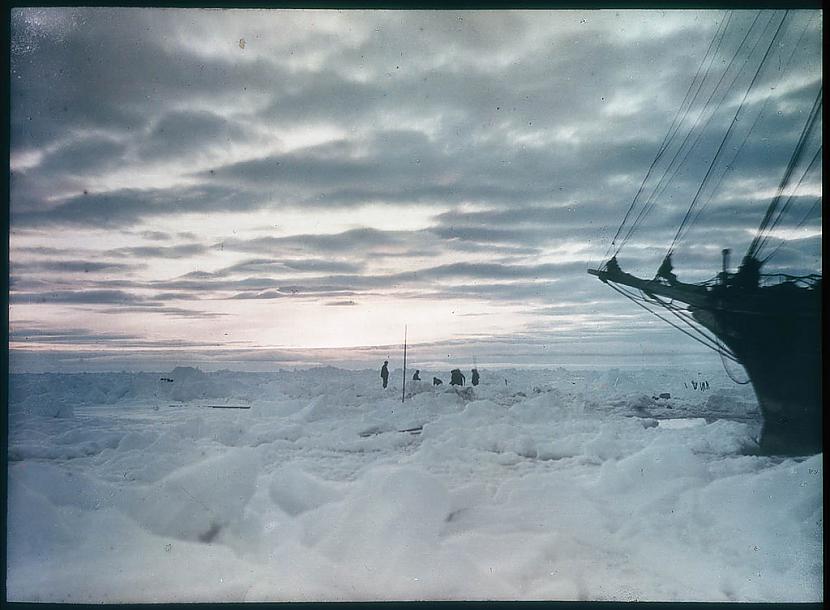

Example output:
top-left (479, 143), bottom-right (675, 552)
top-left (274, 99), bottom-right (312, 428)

top-left (8, 8), bottom-right (822, 372)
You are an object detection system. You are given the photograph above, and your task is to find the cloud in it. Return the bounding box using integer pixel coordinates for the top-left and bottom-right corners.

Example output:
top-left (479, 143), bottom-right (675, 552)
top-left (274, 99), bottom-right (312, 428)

top-left (10, 260), bottom-right (142, 274)
top-left (10, 8), bottom-right (285, 151)
top-left (389, 261), bottom-right (585, 282)
top-left (218, 227), bottom-right (416, 255)
top-left (10, 289), bottom-right (151, 305)
top-left (105, 243), bottom-right (211, 259)
top-left (96, 306), bottom-right (230, 319)
top-left (138, 230), bottom-right (174, 241)
top-left (12, 184), bottom-right (264, 227)
top-left (216, 257), bottom-right (364, 275)
top-left (227, 286), bottom-right (361, 299)
top-left (9, 327), bottom-right (145, 344)
top-left (8, 8), bottom-right (821, 370)
top-left (36, 135), bottom-right (128, 175)
top-left (8, 290), bottom-right (229, 319)
top-left (138, 109), bottom-right (252, 160)
top-left (9, 327), bottom-right (239, 348)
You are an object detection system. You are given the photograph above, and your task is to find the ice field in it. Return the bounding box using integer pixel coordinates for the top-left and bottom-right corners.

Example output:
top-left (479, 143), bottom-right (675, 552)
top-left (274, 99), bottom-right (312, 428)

top-left (6, 365), bottom-right (823, 602)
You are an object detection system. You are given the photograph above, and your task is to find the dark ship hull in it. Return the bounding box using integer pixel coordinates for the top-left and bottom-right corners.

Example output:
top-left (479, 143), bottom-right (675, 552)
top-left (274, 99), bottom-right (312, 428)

top-left (589, 266), bottom-right (822, 455)
top-left (587, 12), bottom-right (822, 456)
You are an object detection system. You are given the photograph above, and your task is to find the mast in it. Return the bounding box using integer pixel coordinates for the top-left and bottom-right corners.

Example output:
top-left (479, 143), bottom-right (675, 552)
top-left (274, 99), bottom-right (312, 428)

top-left (401, 325), bottom-right (407, 403)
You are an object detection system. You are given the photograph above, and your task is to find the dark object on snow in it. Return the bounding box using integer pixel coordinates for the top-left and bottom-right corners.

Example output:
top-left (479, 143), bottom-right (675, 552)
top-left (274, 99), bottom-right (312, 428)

top-left (433, 377), bottom-right (443, 386)
top-left (380, 361), bottom-right (389, 389)
top-left (198, 522), bottom-right (222, 543)
top-left (659, 392), bottom-right (671, 399)
top-left (398, 425), bottom-right (423, 434)
top-left (471, 368), bottom-right (480, 386)
top-left (450, 369), bottom-right (465, 386)
top-left (160, 377), bottom-right (174, 382)
top-left (413, 370), bottom-right (421, 381)
top-left (692, 380), bottom-right (709, 391)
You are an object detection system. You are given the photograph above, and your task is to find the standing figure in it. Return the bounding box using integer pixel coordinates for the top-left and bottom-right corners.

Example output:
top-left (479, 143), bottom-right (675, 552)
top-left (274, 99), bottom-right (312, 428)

top-left (412, 369), bottom-right (421, 381)
top-left (734, 255), bottom-right (762, 290)
top-left (471, 368), bottom-right (480, 386)
top-left (380, 361), bottom-right (389, 389)
top-left (656, 253), bottom-right (678, 284)
top-left (450, 368), bottom-right (465, 386)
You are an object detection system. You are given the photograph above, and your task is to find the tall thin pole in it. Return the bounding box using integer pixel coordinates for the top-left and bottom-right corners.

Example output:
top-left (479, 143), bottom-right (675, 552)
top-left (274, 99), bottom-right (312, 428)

top-left (402, 325), bottom-right (407, 403)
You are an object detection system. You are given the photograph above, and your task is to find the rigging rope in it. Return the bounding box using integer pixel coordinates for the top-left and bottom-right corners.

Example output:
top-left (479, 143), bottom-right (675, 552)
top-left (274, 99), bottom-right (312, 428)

top-left (644, 293), bottom-right (741, 361)
top-left (668, 11), bottom-right (790, 256)
top-left (594, 12), bottom-right (820, 389)
top-left (747, 87), bottom-right (823, 260)
top-left (606, 282), bottom-right (741, 363)
top-left (718, 341), bottom-right (752, 384)
top-left (629, 10), bottom-right (770, 250)
top-left (681, 11), bottom-right (817, 248)
top-left (604, 11), bottom-right (735, 262)
top-left (761, 194), bottom-right (822, 264)
top-left (759, 144), bottom-right (823, 253)
top-left (614, 11), bottom-right (769, 259)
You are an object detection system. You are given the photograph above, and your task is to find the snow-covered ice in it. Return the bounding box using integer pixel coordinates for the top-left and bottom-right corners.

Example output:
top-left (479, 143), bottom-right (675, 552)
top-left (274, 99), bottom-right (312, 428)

top-left (6, 365), bottom-right (823, 602)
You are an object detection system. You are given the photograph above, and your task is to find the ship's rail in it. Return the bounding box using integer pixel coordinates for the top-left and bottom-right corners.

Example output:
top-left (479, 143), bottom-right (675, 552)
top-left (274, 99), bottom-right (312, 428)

top-left (759, 273), bottom-right (822, 288)
top-left (697, 272), bottom-right (821, 290)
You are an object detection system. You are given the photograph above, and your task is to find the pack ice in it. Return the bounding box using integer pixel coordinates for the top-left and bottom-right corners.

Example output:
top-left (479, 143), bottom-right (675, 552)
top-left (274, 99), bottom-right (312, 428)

top-left (6, 366), bottom-right (823, 602)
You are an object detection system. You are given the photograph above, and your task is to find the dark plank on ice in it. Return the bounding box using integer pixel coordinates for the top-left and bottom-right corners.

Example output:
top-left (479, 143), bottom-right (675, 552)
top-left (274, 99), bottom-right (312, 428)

top-left (168, 404), bottom-right (251, 409)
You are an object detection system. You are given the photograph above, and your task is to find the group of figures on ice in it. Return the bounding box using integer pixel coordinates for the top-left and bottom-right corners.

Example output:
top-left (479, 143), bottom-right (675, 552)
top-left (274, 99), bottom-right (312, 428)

top-left (380, 361), bottom-right (480, 389)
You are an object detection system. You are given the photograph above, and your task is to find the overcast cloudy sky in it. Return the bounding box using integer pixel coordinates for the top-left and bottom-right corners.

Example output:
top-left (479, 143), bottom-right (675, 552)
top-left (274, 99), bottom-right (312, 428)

top-left (9, 8), bottom-right (822, 372)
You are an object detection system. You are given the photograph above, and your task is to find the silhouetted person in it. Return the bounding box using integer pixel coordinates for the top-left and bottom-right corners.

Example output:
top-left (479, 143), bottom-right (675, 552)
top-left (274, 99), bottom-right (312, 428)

top-left (450, 369), bottom-right (465, 386)
top-left (656, 254), bottom-right (677, 284)
top-left (412, 370), bottom-right (421, 381)
top-left (471, 368), bottom-right (480, 386)
top-left (734, 255), bottom-right (761, 290)
top-left (433, 377), bottom-right (443, 386)
top-left (380, 361), bottom-right (389, 389)
top-left (605, 256), bottom-right (622, 276)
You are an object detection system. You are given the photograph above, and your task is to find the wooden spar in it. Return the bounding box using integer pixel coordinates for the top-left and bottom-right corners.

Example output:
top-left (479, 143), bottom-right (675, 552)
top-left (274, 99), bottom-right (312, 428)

top-left (588, 267), bottom-right (711, 308)
top-left (402, 325), bottom-right (407, 403)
